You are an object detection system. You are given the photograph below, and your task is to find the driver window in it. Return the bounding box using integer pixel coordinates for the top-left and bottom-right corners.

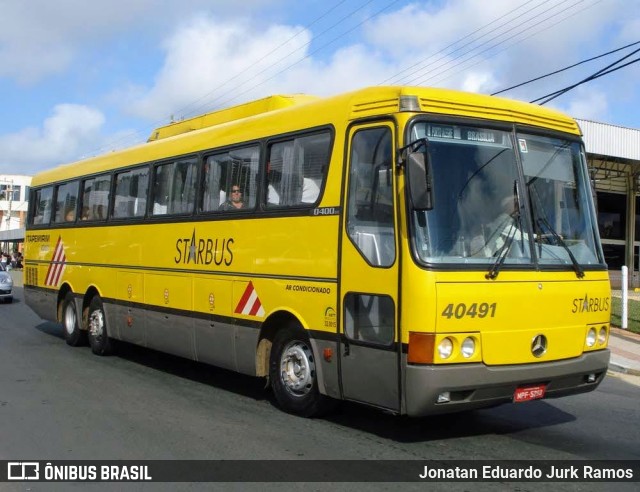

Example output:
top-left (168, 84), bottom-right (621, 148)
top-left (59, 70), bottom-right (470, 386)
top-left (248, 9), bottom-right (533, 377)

top-left (347, 127), bottom-right (395, 267)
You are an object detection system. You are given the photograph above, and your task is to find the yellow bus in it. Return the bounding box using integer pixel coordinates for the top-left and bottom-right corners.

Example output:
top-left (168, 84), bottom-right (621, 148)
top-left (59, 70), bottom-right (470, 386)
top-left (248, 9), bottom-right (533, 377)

top-left (24, 86), bottom-right (611, 417)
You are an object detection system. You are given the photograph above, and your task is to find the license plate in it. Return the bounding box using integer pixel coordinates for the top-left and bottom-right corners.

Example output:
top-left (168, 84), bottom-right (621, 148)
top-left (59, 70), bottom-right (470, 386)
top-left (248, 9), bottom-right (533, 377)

top-left (514, 384), bottom-right (546, 402)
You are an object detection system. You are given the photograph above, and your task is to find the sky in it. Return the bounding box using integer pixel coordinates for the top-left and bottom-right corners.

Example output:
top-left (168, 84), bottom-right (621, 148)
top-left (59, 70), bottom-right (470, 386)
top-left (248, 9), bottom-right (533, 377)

top-left (0, 0), bottom-right (639, 175)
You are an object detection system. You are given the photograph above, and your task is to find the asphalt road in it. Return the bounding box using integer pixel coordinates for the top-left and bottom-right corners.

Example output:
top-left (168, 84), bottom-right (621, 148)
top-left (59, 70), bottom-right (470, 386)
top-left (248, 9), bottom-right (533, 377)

top-left (1, 286), bottom-right (639, 491)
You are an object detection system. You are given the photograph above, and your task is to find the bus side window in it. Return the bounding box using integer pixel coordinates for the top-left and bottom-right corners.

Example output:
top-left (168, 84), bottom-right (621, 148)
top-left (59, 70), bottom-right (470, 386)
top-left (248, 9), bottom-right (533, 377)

top-left (151, 160), bottom-right (197, 216)
top-left (266, 131), bottom-right (331, 208)
top-left (31, 186), bottom-right (54, 225)
top-left (113, 167), bottom-right (149, 219)
top-left (202, 145), bottom-right (259, 212)
top-left (53, 181), bottom-right (79, 223)
top-left (202, 155), bottom-right (223, 211)
top-left (81, 174), bottom-right (111, 221)
top-left (344, 293), bottom-right (395, 346)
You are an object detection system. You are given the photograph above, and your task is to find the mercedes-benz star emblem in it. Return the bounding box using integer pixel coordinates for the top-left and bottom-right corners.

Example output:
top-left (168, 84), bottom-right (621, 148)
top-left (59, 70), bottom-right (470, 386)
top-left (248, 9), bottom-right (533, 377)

top-left (531, 334), bottom-right (547, 358)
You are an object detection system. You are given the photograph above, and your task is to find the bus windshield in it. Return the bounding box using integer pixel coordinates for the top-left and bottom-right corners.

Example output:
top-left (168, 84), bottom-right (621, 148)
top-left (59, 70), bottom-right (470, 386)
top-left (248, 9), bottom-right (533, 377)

top-left (409, 121), bottom-right (604, 269)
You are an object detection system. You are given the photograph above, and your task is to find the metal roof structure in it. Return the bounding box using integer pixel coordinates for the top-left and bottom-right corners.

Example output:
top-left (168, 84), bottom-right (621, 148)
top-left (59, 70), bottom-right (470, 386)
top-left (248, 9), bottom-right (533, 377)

top-left (577, 119), bottom-right (640, 196)
top-left (577, 119), bottom-right (640, 161)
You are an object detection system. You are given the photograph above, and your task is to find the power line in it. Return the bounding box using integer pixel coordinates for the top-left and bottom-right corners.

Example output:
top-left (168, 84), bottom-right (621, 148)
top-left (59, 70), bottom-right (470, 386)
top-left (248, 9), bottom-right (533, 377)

top-left (492, 40), bottom-right (640, 96)
top-left (425, 0), bottom-right (601, 88)
top-left (532, 46), bottom-right (640, 104)
top-left (178, 0), bottom-right (379, 121)
top-left (212, 0), bottom-right (403, 110)
top-left (175, 0), bottom-right (352, 120)
top-left (424, 0), bottom-right (601, 89)
top-left (379, 0), bottom-right (544, 86)
top-left (86, 0), bottom-right (609, 158)
top-left (386, 0), bottom-right (571, 87)
top-left (88, 0), bottom-right (361, 156)
top-left (407, 0), bottom-right (585, 87)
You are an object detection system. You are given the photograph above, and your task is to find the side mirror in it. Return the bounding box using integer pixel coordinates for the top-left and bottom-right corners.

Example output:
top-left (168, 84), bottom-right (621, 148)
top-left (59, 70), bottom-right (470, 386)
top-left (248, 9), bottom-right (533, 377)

top-left (407, 151), bottom-right (433, 210)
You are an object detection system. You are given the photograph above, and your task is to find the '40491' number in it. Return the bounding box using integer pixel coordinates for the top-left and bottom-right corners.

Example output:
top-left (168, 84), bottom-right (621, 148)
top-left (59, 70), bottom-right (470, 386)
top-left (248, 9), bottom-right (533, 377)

top-left (441, 302), bottom-right (497, 319)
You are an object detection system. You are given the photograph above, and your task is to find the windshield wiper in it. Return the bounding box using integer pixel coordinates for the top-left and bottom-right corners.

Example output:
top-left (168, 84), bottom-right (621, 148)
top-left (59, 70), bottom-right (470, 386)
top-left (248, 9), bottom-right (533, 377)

top-left (486, 181), bottom-right (523, 280)
top-left (536, 217), bottom-right (585, 278)
top-left (485, 217), bottom-right (518, 280)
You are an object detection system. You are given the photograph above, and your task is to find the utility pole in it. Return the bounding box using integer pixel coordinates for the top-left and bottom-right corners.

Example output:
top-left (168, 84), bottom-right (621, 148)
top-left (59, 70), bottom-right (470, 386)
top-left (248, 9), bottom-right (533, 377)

top-left (0, 179), bottom-right (14, 252)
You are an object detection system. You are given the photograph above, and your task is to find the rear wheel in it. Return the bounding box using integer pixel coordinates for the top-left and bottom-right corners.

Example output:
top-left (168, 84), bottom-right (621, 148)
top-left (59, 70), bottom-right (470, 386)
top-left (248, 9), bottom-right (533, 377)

top-left (62, 291), bottom-right (86, 346)
top-left (269, 324), bottom-right (334, 417)
top-left (86, 296), bottom-right (115, 355)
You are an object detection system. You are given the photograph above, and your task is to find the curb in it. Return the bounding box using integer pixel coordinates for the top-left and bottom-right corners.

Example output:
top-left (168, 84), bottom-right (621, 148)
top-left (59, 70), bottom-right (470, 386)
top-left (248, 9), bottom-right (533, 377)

top-left (609, 329), bottom-right (640, 346)
top-left (608, 361), bottom-right (640, 377)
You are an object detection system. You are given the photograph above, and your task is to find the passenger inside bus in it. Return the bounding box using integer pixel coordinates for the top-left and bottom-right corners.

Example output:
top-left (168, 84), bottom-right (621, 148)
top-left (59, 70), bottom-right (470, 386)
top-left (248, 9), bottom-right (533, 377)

top-left (219, 185), bottom-right (244, 210)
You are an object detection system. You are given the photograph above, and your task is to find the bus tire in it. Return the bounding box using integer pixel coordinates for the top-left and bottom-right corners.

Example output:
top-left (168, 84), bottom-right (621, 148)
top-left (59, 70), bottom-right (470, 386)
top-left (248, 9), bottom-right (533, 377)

top-left (269, 324), bottom-right (333, 417)
top-left (87, 296), bottom-right (115, 356)
top-left (62, 291), bottom-right (86, 346)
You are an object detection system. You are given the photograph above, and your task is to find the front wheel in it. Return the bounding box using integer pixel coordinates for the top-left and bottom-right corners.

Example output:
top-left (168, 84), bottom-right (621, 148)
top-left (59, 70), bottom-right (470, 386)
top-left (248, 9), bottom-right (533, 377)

top-left (86, 296), bottom-right (115, 356)
top-left (62, 291), bottom-right (86, 346)
top-left (269, 324), bottom-right (334, 417)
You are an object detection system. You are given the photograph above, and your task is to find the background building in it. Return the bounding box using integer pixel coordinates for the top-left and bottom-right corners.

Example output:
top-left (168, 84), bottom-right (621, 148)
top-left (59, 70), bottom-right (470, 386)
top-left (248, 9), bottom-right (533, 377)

top-left (0, 174), bottom-right (31, 253)
top-left (578, 120), bottom-right (640, 288)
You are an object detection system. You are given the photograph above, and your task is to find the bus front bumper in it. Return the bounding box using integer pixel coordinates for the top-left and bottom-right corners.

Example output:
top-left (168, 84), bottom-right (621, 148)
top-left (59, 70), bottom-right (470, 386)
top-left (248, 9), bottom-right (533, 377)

top-left (404, 349), bottom-right (610, 416)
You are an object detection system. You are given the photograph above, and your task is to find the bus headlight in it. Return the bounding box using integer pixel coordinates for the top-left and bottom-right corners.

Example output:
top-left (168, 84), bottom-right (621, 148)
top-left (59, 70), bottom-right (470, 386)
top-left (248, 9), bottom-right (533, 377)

top-left (438, 338), bottom-right (453, 359)
top-left (461, 337), bottom-right (476, 358)
top-left (598, 326), bottom-right (608, 345)
top-left (586, 327), bottom-right (597, 347)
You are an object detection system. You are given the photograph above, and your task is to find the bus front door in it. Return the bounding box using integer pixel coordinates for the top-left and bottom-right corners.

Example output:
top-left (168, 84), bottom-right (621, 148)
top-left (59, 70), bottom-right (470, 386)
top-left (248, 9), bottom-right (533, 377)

top-left (339, 124), bottom-right (400, 412)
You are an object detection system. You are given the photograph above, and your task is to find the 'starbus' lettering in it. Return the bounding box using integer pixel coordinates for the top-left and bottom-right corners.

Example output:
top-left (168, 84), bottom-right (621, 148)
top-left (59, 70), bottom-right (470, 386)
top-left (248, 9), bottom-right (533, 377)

top-left (571, 294), bottom-right (610, 313)
top-left (175, 228), bottom-right (233, 266)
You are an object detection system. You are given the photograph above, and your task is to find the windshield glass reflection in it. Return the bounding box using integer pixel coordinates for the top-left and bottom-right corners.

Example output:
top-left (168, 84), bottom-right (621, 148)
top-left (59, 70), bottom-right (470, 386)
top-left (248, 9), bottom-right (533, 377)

top-left (409, 122), bottom-right (603, 269)
top-left (410, 122), bottom-right (529, 265)
top-left (520, 133), bottom-right (602, 267)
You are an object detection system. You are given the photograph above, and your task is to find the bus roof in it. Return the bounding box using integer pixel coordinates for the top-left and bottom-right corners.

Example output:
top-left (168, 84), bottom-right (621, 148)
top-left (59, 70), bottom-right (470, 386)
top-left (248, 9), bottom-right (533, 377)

top-left (147, 94), bottom-right (320, 142)
top-left (31, 86), bottom-right (581, 186)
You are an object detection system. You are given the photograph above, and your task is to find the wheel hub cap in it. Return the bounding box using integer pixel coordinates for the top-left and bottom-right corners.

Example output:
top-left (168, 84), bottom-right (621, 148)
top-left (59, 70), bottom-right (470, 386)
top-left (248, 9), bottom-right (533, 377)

top-left (89, 310), bottom-right (104, 338)
top-left (280, 341), bottom-right (315, 396)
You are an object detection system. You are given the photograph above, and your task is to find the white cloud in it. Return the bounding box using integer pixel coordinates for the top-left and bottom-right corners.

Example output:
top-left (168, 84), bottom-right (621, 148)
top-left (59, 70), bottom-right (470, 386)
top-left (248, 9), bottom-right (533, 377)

top-left (126, 16), bottom-right (404, 122)
top-left (0, 104), bottom-right (106, 173)
top-left (0, 1), bottom-right (146, 84)
top-left (0, 0), bottom-right (276, 84)
top-left (361, 0), bottom-right (631, 98)
top-left (287, 44), bottom-right (391, 94)
top-left (559, 87), bottom-right (609, 122)
top-left (129, 15), bottom-right (313, 120)
top-left (460, 71), bottom-right (497, 94)
top-left (110, 0), bottom-right (640, 131)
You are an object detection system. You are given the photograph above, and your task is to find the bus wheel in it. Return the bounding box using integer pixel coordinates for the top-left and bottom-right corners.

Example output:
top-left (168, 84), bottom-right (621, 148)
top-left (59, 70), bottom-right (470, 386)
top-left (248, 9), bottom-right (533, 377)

top-left (269, 324), bottom-right (332, 417)
top-left (62, 292), bottom-right (86, 346)
top-left (87, 296), bottom-right (114, 356)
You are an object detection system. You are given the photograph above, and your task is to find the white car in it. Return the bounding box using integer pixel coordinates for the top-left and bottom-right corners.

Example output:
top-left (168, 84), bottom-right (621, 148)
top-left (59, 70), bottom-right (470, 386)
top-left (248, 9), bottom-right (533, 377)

top-left (0, 264), bottom-right (13, 303)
